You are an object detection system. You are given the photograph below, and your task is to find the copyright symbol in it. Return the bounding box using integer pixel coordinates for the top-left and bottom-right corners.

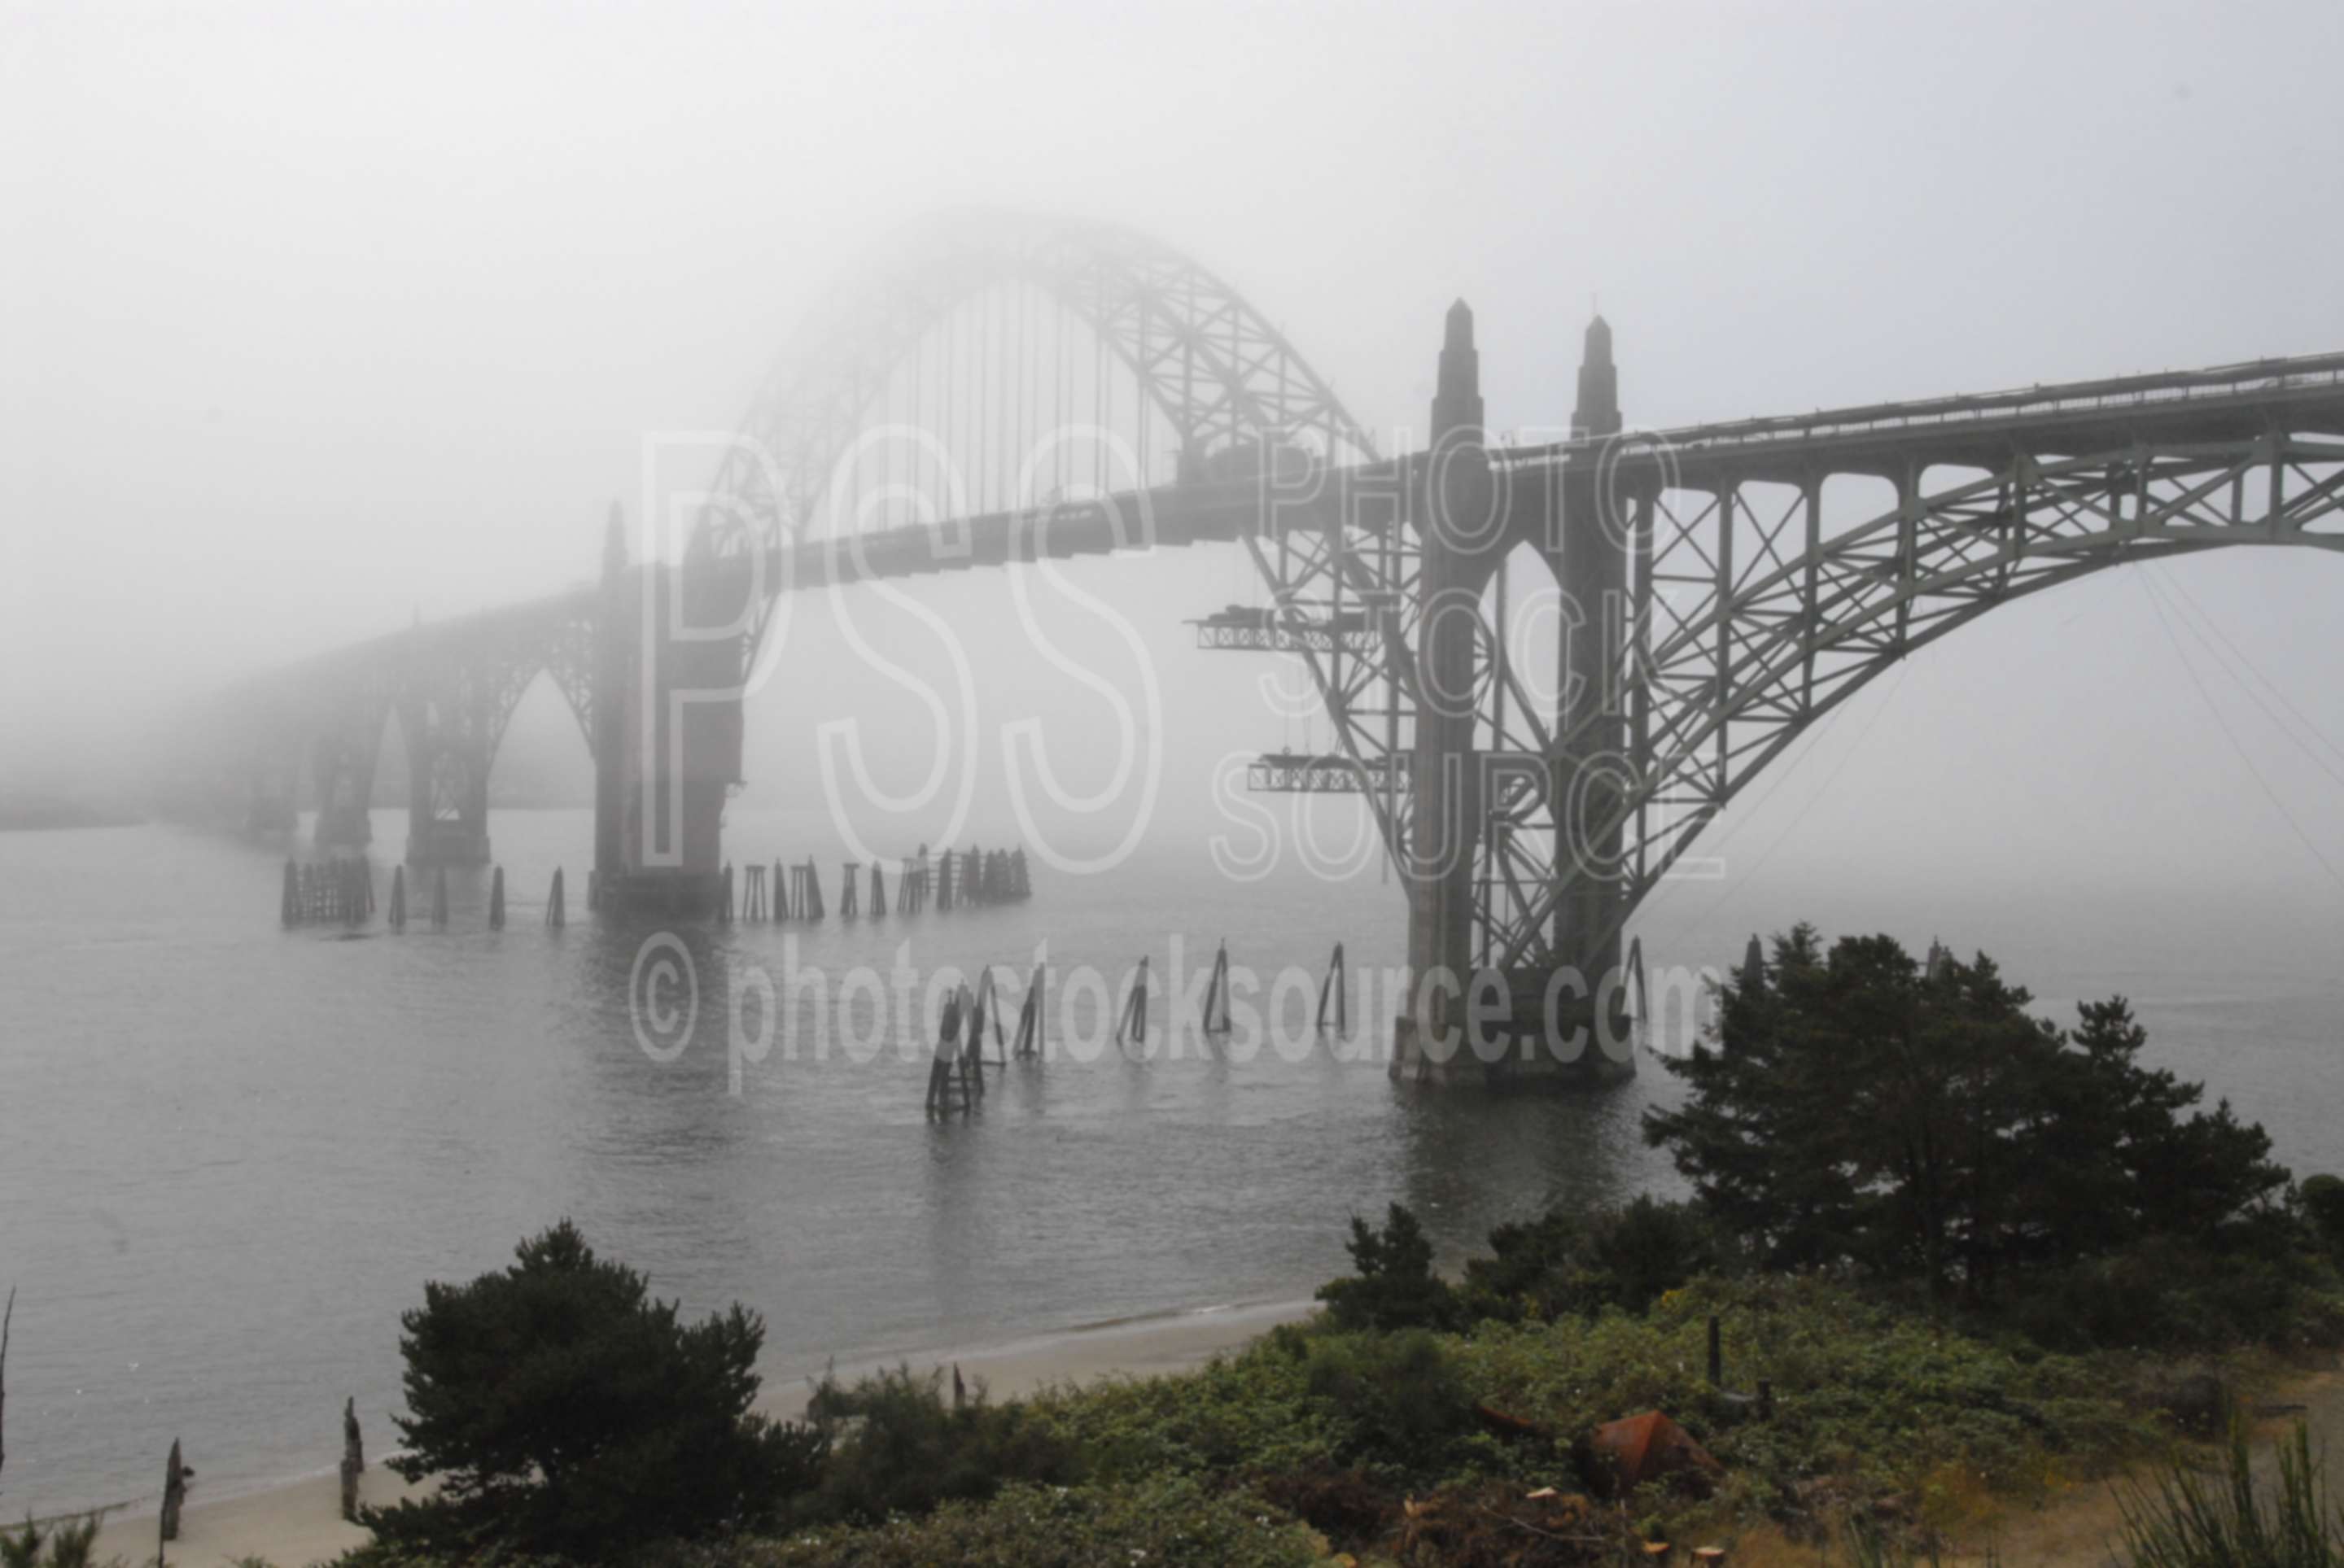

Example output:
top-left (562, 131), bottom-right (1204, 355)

top-left (630, 932), bottom-right (698, 1064)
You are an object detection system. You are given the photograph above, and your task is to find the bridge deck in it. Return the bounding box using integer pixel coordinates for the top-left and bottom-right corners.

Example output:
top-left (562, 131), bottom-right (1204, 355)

top-left (1499, 350), bottom-right (2344, 484)
top-left (242, 347), bottom-right (2344, 699)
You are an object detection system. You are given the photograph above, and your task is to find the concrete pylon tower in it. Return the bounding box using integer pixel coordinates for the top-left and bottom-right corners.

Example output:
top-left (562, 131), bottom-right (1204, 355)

top-left (1555, 313), bottom-right (1630, 1020)
top-left (1399, 301), bottom-right (1495, 1080)
top-left (592, 502), bottom-right (628, 898)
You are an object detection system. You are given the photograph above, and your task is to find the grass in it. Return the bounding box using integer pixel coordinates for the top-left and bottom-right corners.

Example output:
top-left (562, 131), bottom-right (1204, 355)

top-left (2115, 1419), bottom-right (2344, 1566)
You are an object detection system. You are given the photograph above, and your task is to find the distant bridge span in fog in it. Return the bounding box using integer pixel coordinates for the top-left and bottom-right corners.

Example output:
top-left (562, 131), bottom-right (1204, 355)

top-left (199, 211), bottom-right (2344, 1084)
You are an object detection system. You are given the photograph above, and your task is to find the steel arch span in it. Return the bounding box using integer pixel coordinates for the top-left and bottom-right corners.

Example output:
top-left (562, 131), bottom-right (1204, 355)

top-left (181, 209), bottom-right (2344, 1088)
top-left (1478, 356), bottom-right (2344, 982)
top-left (693, 209), bottom-right (1428, 861)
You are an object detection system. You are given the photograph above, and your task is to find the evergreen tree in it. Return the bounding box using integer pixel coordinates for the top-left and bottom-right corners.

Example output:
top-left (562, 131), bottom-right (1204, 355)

top-left (1644, 927), bottom-right (2285, 1301)
top-left (364, 1221), bottom-right (823, 1559)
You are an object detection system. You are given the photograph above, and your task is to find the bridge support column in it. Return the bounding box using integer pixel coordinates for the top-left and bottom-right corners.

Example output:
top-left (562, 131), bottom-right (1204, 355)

top-left (1548, 314), bottom-right (1633, 1069)
top-left (1396, 300), bottom-right (1498, 1084)
top-left (593, 550), bottom-right (746, 919)
top-left (244, 757), bottom-right (298, 840)
top-left (312, 724), bottom-right (379, 852)
top-left (404, 732), bottom-right (492, 866)
top-left (1393, 304), bottom-right (1634, 1090)
top-left (592, 507), bottom-right (627, 901)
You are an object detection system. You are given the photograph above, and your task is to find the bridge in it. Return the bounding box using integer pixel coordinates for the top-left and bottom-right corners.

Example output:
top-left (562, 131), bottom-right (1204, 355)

top-left (190, 211), bottom-right (2344, 1085)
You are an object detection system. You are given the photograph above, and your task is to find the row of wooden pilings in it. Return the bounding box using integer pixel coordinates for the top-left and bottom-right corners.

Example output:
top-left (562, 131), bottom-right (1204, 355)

top-left (282, 860), bottom-right (562, 932)
top-left (147, 1399), bottom-right (365, 1560)
top-left (716, 845), bottom-right (1032, 926)
top-left (284, 846), bottom-right (1030, 930)
top-left (925, 940), bottom-right (1349, 1115)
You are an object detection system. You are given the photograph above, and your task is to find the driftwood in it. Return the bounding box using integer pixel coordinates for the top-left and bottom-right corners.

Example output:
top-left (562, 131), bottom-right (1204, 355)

top-left (1473, 1400), bottom-right (1554, 1441)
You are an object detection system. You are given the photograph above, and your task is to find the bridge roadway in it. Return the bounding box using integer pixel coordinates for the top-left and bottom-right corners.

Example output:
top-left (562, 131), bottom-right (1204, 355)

top-left (249, 347), bottom-right (2344, 701)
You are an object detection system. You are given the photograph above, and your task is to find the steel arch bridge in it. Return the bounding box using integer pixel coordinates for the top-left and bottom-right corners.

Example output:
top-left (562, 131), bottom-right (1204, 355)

top-left (190, 210), bottom-right (2344, 1085)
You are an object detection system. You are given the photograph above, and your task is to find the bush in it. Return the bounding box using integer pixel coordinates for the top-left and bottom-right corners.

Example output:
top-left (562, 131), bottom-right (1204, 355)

top-left (1300, 1330), bottom-right (1475, 1465)
top-left (2002, 1237), bottom-right (2344, 1353)
top-left (1454, 1277), bottom-right (2153, 1514)
top-left (798, 1365), bottom-right (1078, 1526)
top-left (361, 1222), bottom-right (824, 1561)
top-left (2300, 1174), bottom-right (2344, 1259)
top-left (1315, 1203), bottom-right (1462, 1333)
top-left (0, 1517), bottom-right (102, 1568)
top-left (680, 1477), bottom-right (1323, 1568)
top-left (1029, 1339), bottom-right (1342, 1483)
top-left (1463, 1196), bottom-right (1727, 1323)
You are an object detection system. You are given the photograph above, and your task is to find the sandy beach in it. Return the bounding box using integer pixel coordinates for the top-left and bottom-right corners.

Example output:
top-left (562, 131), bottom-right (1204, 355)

top-left (89, 1298), bottom-right (1314, 1568)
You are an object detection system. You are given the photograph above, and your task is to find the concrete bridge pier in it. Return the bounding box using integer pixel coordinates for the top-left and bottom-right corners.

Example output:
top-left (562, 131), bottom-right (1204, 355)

top-left (243, 758), bottom-right (298, 839)
top-left (1392, 303), bottom-right (1634, 1090)
top-left (311, 726), bottom-right (378, 851)
top-left (1546, 312), bottom-right (1633, 1080)
top-left (404, 737), bottom-right (492, 866)
top-left (591, 544), bottom-right (746, 919)
top-left (1397, 299), bottom-right (1499, 1082)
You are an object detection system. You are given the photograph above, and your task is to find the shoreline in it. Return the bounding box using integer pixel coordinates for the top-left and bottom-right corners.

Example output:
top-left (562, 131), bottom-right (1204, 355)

top-left (89, 1295), bottom-right (1316, 1567)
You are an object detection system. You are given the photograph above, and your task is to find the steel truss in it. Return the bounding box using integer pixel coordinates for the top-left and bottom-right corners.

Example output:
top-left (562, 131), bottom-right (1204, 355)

top-left (701, 212), bottom-right (1427, 868)
top-left (1485, 360), bottom-right (2344, 974)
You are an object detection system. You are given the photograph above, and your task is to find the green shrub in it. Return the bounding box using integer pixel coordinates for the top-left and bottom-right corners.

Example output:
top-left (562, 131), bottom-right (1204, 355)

top-left (1463, 1196), bottom-right (1727, 1323)
top-left (1314, 1204), bottom-right (1462, 1334)
top-left (800, 1365), bottom-right (1078, 1525)
top-left (2300, 1175), bottom-right (2344, 1259)
top-left (2003, 1238), bottom-right (2344, 1354)
top-left (676, 1477), bottom-right (1323, 1567)
top-left (0, 1515), bottom-right (104, 1568)
top-left (361, 1222), bottom-right (824, 1561)
top-left (1030, 1342), bottom-right (1342, 1482)
top-left (1300, 1330), bottom-right (1475, 1465)
top-left (1454, 1277), bottom-right (2152, 1512)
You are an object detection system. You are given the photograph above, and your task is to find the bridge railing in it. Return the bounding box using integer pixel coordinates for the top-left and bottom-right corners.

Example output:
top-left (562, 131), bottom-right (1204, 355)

top-left (1496, 350), bottom-right (2344, 472)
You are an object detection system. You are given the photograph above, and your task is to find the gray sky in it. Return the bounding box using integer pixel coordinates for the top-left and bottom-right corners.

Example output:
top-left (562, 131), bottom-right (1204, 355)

top-left (7, 0), bottom-right (2344, 914)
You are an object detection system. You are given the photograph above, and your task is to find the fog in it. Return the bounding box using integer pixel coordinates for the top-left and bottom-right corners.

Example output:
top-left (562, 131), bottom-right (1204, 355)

top-left (6, 0), bottom-right (2344, 912)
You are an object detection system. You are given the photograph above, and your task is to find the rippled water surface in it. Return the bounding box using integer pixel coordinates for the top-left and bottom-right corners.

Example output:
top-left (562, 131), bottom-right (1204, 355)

top-left (4, 809), bottom-right (2340, 1514)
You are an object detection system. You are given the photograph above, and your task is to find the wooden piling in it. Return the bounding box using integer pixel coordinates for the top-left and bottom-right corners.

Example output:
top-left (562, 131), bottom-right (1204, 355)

top-left (339, 1396), bottom-right (364, 1521)
top-left (803, 859), bottom-right (824, 919)
top-left (960, 979), bottom-right (986, 1098)
top-left (840, 862), bottom-right (859, 919)
top-left (431, 867), bottom-right (448, 930)
top-left (545, 867), bottom-right (566, 928)
top-left (1116, 956), bottom-right (1150, 1050)
top-left (1203, 941), bottom-right (1232, 1036)
top-left (488, 866), bottom-right (505, 930)
top-left (281, 858), bottom-right (299, 926)
top-left (160, 1438), bottom-right (191, 1541)
top-left (743, 862), bottom-right (767, 922)
top-left (972, 967), bottom-right (1007, 1064)
top-left (1316, 942), bottom-right (1348, 1033)
top-left (717, 863), bottom-right (733, 925)
top-left (388, 865), bottom-right (407, 930)
top-left (1012, 983), bottom-right (1039, 1060)
top-left (869, 860), bottom-right (887, 916)
top-left (772, 858), bottom-right (789, 921)
top-left (925, 985), bottom-right (964, 1115)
